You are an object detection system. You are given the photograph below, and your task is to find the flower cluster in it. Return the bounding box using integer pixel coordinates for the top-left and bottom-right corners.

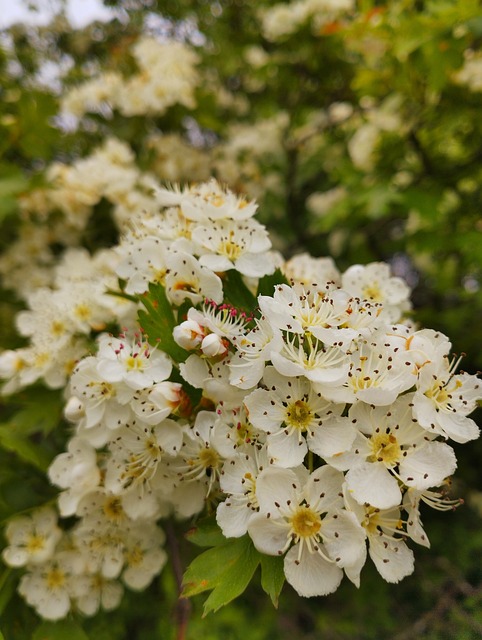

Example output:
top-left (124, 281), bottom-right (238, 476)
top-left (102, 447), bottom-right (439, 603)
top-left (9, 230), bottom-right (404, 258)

top-left (1, 180), bottom-right (480, 618)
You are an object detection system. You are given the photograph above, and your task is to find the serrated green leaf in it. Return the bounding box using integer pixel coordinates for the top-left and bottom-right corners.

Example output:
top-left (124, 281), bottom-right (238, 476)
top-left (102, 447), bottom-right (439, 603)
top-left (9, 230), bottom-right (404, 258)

top-left (32, 620), bottom-right (90, 640)
top-left (182, 535), bottom-right (260, 615)
top-left (256, 268), bottom-right (289, 298)
top-left (222, 270), bottom-right (257, 313)
top-left (185, 515), bottom-right (226, 548)
top-left (201, 538), bottom-right (260, 616)
top-left (137, 282), bottom-right (188, 362)
top-left (260, 554), bottom-right (285, 608)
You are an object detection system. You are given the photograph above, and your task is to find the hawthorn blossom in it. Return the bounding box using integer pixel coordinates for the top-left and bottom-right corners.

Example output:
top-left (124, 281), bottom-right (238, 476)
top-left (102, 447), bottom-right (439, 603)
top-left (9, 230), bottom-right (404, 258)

top-left (2, 508), bottom-right (62, 567)
top-left (244, 367), bottom-right (353, 467)
top-left (328, 395), bottom-right (457, 510)
top-left (193, 218), bottom-right (275, 278)
top-left (247, 466), bottom-right (366, 597)
top-left (413, 355), bottom-right (481, 443)
top-left (343, 492), bottom-right (415, 585)
top-left (216, 448), bottom-right (269, 538)
top-left (341, 262), bottom-right (411, 322)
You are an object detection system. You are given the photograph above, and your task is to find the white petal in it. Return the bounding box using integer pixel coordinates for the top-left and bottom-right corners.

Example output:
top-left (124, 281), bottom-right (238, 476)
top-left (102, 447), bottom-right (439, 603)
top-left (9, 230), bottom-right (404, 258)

top-left (436, 411), bottom-right (480, 444)
top-left (305, 465), bottom-right (344, 512)
top-left (399, 442), bottom-right (457, 490)
top-left (267, 431), bottom-right (307, 468)
top-left (369, 536), bottom-right (414, 583)
top-left (284, 545), bottom-right (343, 597)
top-left (322, 511), bottom-right (366, 568)
top-left (346, 462), bottom-right (401, 509)
top-left (248, 513), bottom-right (290, 555)
top-left (308, 416), bottom-right (356, 459)
top-left (243, 388), bottom-right (284, 433)
top-left (255, 467), bottom-right (301, 514)
top-left (216, 501), bottom-right (254, 538)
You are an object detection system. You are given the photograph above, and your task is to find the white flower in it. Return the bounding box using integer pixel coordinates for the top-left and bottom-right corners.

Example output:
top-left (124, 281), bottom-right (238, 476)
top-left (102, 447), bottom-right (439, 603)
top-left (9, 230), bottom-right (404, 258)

top-left (316, 333), bottom-right (416, 405)
top-left (69, 356), bottom-right (132, 432)
top-left (341, 263), bottom-right (411, 322)
top-left (344, 492), bottom-right (414, 585)
top-left (167, 411), bottom-right (225, 497)
top-left (104, 417), bottom-right (183, 500)
top-left (229, 315), bottom-right (284, 389)
top-left (165, 252), bottom-right (223, 306)
top-left (156, 178), bottom-right (258, 222)
top-left (96, 332), bottom-right (172, 391)
top-left (244, 367), bottom-right (352, 467)
top-left (193, 219), bottom-right (275, 278)
top-left (122, 523), bottom-right (167, 590)
top-left (413, 356), bottom-right (481, 443)
top-left (216, 448), bottom-right (269, 538)
top-left (2, 507), bottom-right (62, 567)
top-left (331, 395), bottom-right (457, 510)
top-left (18, 551), bottom-right (79, 620)
top-left (72, 573), bottom-right (124, 616)
top-left (48, 437), bottom-right (101, 516)
top-left (248, 466), bottom-right (365, 597)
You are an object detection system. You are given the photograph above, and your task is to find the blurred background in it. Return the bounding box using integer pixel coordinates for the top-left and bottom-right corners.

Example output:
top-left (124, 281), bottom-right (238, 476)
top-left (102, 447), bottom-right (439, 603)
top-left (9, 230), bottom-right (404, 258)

top-left (0, 1), bottom-right (481, 638)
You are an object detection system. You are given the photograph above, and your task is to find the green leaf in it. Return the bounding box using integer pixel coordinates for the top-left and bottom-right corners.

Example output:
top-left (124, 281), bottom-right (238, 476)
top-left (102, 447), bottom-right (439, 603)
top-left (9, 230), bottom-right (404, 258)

top-left (32, 620), bottom-right (90, 640)
top-left (137, 282), bottom-right (188, 362)
top-left (185, 515), bottom-right (226, 548)
top-left (0, 424), bottom-right (51, 471)
top-left (221, 270), bottom-right (257, 314)
top-left (260, 554), bottom-right (285, 608)
top-left (182, 535), bottom-right (260, 616)
top-left (0, 568), bottom-right (15, 617)
top-left (256, 268), bottom-right (289, 298)
top-left (5, 388), bottom-right (63, 436)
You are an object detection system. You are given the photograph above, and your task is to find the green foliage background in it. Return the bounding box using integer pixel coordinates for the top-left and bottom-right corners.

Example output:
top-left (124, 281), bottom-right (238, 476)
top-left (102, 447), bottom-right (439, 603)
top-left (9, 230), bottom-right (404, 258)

top-left (0, 0), bottom-right (481, 637)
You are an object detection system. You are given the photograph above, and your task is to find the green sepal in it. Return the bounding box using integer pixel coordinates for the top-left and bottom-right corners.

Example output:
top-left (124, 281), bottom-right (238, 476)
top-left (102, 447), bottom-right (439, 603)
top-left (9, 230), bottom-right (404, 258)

top-left (182, 535), bottom-right (260, 616)
top-left (137, 282), bottom-right (189, 362)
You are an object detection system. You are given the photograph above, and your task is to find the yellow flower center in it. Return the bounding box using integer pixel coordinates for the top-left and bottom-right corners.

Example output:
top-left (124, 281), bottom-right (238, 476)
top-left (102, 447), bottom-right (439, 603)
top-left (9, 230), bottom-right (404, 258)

top-left (362, 282), bottom-right (382, 302)
top-left (219, 231), bottom-right (243, 260)
top-left (46, 567), bottom-right (66, 590)
top-left (370, 432), bottom-right (401, 466)
top-left (290, 505), bottom-right (322, 539)
top-left (103, 497), bottom-right (125, 521)
top-left (26, 535), bottom-right (45, 553)
top-left (285, 400), bottom-right (312, 431)
top-left (198, 447), bottom-right (221, 470)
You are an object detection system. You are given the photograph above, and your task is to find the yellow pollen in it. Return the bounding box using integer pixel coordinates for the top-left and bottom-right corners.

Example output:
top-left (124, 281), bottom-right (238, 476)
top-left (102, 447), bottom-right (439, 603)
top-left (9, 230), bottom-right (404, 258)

top-left (46, 567), bottom-right (66, 590)
top-left (126, 355), bottom-right (144, 371)
top-left (362, 283), bottom-right (383, 302)
top-left (290, 506), bottom-right (322, 538)
top-left (51, 320), bottom-right (66, 336)
top-left (285, 400), bottom-right (312, 431)
top-left (219, 231), bottom-right (243, 260)
top-left (126, 546), bottom-right (144, 567)
top-left (74, 304), bottom-right (91, 321)
top-left (370, 432), bottom-right (401, 465)
top-left (198, 447), bottom-right (220, 470)
top-left (103, 497), bottom-right (125, 521)
top-left (425, 383), bottom-right (451, 405)
top-left (26, 535), bottom-right (45, 553)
